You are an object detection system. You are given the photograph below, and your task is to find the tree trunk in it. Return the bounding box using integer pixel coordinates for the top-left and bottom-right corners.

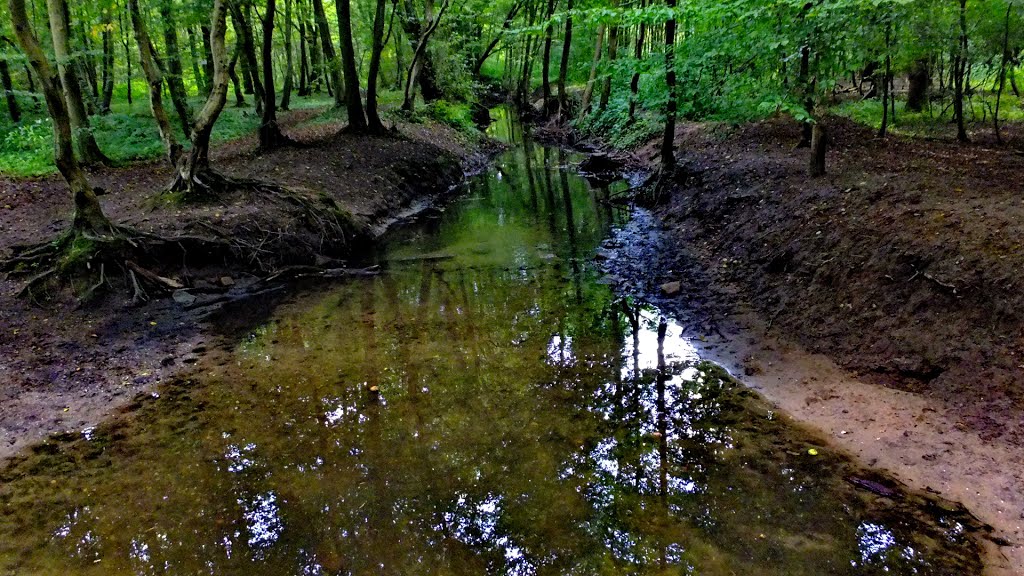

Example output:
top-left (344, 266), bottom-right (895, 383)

top-left (809, 122), bottom-right (826, 177)
top-left (171, 0), bottom-right (230, 197)
top-left (555, 0), bottom-right (573, 118)
top-left (953, 0), bottom-right (969, 142)
top-left (628, 1), bottom-right (646, 123)
top-left (118, 10), bottom-right (134, 106)
top-left (77, 20), bottom-right (100, 103)
top-left (599, 2), bottom-right (618, 112)
top-left (578, 24), bottom-right (604, 117)
top-left (258, 0), bottom-right (288, 151)
top-left (660, 0), bottom-right (676, 170)
top-left (402, 0), bottom-right (449, 112)
top-left (159, 0), bottom-right (193, 133)
top-left (229, 1), bottom-right (265, 116)
top-left (201, 25), bottom-right (215, 91)
top-left (878, 21), bottom-right (891, 138)
top-left (365, 0), bottom-right (387, 133)
top-left (129, 0), bottom-right (181, 166)
top-left (187, 26), bottom-right (207, 95)
top-left (280, 0), bottom-right (295, 110)
top-left (906, 58), bottom-right (930, 112)
top-left (100, 8), bottom-right (114, 113)
top-left (46, 0), bottom-right (109, 166)
top-left (298, 13), bottom-right (310, 95)
top-left (228, 43), bottom-right (246, 106)
top-left (312, 0), bottom-right (344, 108)
top-left (8, 0), bottom-right (112, 234)
top-left (541, 0), bottom-right (554, 113)
top-left (993, 4), bottom-right (1011, 144)
top-left (0, 58), bottom-right (20, 123)
top-left (336, 0), bottom-right (367, 130)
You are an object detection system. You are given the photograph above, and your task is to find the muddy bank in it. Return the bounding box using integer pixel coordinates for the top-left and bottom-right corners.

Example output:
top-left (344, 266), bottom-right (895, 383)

top-left (0, 111), bottom-right (496, 463)
top-left (590, 116), bottom-right (1024, 573)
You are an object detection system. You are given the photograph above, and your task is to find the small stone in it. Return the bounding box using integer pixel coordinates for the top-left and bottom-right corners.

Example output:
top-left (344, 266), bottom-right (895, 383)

top-left (660, 281), bottom-right (682, 296)
top-left (219, 276), bottom-right (235, 287)
top-left (172, 290), bottom-right (197, 306)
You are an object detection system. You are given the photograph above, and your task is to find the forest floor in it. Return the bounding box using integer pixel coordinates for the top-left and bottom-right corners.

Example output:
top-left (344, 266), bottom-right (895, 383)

top-left (596, 115), bottom-right (1024, 574)
top-left (0, 107), bottom-right (496, 463)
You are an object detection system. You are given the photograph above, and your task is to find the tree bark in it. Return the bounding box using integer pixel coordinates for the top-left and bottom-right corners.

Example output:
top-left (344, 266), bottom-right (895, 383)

top-left (258, 0), bottom-right (288, 150)
top-left (627, 0), bottom-right (646, 123)
top-left (906, 58), bottom-right (930, 112)
top-left (365, 0), bottom-right (388, 133)
top-left (159, 0), bottom-right (193, 133)
top-left (228, 43), bottom-right (246, 106)
top-left (129, 0), bottom-right (181, 166)
top-left (578, 24), bottom-right (604, 117)
top-left (541, 0), bottom-right (555, 113)
top-left (100, 7), bottom-right (114, 113)
top-left (229, 1), bottom-right (266, 116)
top-left (660, 0), bottom-right (677, 170)
top-left (280, 0), bottom-right (294, 110)
top-left (555, 0), bottom-right (573, 117)
top-left (118, 10), bottom-right (134, 106)
top-left (953, 0), bottom-right (969, 142)
top-left (9, 0), bottom-right (112, 234)
top-left (312, 0), bottom-right (344, 108)
top-left (187, 26), bottom-right (207, 95)
top-left (878, 20), bottom-right (891, 138)
top-left (336, 0), bottom-right (367, 130)
top-left (171, 0), bottom-right (230, 196)
top-left (46, 0), bottom-right (109, 166)
top-left (0, 58), bottom-right (20, 123)
top-left (298, 12), bottom-right (310, 95)
top-left (809, 122), bottom-right (826, 176)
top-left (201, 25), bottom-right (215, 91)
top-left (993, 4), bottom-right (1011, 144)
top-left (598, 1), bottom-right (618, 112)
top-left (401, 0), bottom-right (449, 112)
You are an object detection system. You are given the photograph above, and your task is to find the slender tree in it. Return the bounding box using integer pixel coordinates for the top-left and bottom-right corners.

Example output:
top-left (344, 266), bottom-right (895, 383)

top-left (45, 0), bottom-right (109, 165)
top-left (100, 5), bottom-right (115, 113)
top-left (259, 0), bottom-right (290, 150)
top-left (311, 0), bottom-right (344, 107)
top-left (8, 0), bottom-right (112, 234)
top-left (159, 0), bottom-right (193, 132)
top-left (0, 53), bottom-right (20, 123)
top-left (336, 0), bottom-right (367, 130)
top-left (953, 0), bottom-right (969, 142)
top-left (129, 0), bottom-right (181, 166)
top-left (660, 0), bottom-right (677, 170)
top-left (280, 0), bottom-right (295, 110)
top-left (365, 0), bottom-right (388, 133)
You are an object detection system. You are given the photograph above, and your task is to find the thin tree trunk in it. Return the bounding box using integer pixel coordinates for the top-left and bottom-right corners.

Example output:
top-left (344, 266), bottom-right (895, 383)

top-left (188, 26), bottom-right (207, 95)
top-left (579, 24), bottom-right (604, 117)
top-left (171, 0), bottom-right (230, 196)
top-left (365, 0), bottom-right (387, 133)
top-left (599, 1), bottom-right (618, 111)
top-left (8, 0), bottom-right (112, 233)
top-left (228, 43), bottom-right (246, 106)
top-left (906, 58), bottom-right (929, 112)
top-left (118, 10), bottom-right (133, 106)
top-left (281, 0), bottom-right (294, 109)
top-left (129, 0), bottom-right (181, 166)
top-left (78, 19), bottom-right (100, 103)
top-left (954, 0), bottom-right (969, 142)
top-left (312, 0), bottom-right (343, 108)
top-left (259, 0), bottom-right (288, 150)
top-left (556, 0), bottom-right (573, 117)
top-left (0, 58), bottom-right (20, 123)
top-left (336, 0), bottom-right (367, 130)
top-left (809, 122), bottom-right (826, 176)
top-left (541, 0), bottom-right (554, 113)
top-left (660, 0), bottom-right (676, 169)
top-left (160, 0), bottom-right (193, 133)
top-left (201, 25), bottom-right (215, 91)
top-left (994, 4), bottom-right (1011, 144)
top-left (229, 1), bottom-right (265, 116)
top-left (100, 8), bottom-right (114, 113)
top-left (46, 0), bottom-right (108, 165)
top-left (298, 15), bottom-right (310, 96)
top-left (878, 20), bottom-right (891, 138)
top-left (628, 1), bottom-right (646, 123)
top-left (402, 0), bottom-right (450, 112)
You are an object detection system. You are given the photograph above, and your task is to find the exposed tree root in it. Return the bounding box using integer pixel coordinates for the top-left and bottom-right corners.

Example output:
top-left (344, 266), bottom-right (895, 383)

top-left (1, 225), bottom-right (230, 303)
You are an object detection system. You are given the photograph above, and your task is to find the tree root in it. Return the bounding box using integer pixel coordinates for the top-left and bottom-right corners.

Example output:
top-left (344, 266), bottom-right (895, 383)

top-left (1, 225), bottom-right (230, 303)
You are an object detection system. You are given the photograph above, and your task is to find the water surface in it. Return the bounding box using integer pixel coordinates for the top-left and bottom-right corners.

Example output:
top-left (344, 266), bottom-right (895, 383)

top-left (0, 111), bottom-right (982, 575)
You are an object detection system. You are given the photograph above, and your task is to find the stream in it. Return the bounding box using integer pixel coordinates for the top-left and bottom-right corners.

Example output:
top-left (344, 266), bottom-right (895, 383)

top-left (0, 109), bottom-right (983, 575)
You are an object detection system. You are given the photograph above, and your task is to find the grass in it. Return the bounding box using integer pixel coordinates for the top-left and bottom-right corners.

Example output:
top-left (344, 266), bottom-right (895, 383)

top-left (0, 89), bottom-right (337, 178)
top-left (832, 91), bottom-right (1024, 138)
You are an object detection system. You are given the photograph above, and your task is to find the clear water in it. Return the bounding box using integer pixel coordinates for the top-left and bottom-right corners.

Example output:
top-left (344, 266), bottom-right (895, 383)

top-left (0, 109), bottom-right (981, 575)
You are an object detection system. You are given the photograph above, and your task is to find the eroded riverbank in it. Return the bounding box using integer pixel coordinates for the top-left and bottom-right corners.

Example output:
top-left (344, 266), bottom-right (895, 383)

top-left (0, 109), bottom-right (988, 575)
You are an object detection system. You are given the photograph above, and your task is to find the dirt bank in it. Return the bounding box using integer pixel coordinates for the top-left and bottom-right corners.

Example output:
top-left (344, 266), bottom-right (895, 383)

top-left (0, 110), bottom-right (495, 463)
top-left (595, 116), bottom-right (1024, 573)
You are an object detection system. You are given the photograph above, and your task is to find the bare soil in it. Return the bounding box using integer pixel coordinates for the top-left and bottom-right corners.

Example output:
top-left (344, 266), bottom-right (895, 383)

top-left (598, 116), bottom-right (1024, 573)
top-left (0, 109), bottom-right (494, 463)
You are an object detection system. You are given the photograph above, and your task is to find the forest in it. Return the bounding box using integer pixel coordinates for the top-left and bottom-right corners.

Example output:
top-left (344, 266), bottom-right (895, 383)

top-left (1, 0), bottom-right (1024, 574)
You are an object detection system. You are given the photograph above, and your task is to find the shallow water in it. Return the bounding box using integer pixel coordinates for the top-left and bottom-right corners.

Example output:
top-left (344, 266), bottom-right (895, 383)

top-left (0, 110), bottom-right (982, 575)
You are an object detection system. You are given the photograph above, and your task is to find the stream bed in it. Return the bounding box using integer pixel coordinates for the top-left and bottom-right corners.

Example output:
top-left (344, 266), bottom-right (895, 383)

top-left (0, 110), bottom-right (984, 575)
